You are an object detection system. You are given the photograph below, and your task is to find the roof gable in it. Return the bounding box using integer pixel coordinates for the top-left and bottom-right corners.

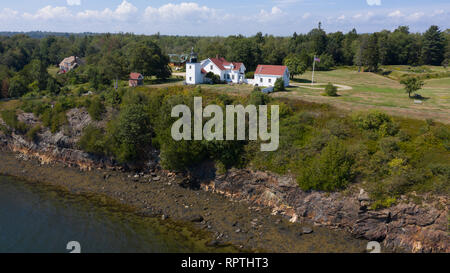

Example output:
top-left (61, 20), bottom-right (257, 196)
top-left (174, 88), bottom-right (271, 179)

top-left (130, 73), bottom-right (143, 80)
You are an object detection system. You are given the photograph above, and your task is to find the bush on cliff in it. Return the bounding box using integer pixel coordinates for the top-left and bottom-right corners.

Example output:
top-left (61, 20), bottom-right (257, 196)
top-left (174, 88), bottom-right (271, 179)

top-left (87, 97), bottom-right (106, 121)
top-left (26, 125), bottom-right (41, 142)
top-left (78, 125), bottom-right (106, 156)
top-left (107, 103), bottom-right (152, 163)
top-left (0, 110), bottom-right (28, 134)
top-left (298, 139), bottom-right (355, 192)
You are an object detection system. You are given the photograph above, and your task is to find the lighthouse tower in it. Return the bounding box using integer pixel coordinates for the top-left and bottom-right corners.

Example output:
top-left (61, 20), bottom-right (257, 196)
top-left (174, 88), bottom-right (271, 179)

top-left (186, 48), bottom-right (202, 85)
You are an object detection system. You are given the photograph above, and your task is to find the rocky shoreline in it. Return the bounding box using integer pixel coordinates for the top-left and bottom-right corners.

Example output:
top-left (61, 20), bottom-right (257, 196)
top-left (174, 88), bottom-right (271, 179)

top-left (1, 110), bottom-right (449, 253)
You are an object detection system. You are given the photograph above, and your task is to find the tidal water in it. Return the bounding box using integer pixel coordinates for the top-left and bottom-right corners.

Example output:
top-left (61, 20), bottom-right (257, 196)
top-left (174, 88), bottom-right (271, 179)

top-left (0, 175), bottom-right (232, 253)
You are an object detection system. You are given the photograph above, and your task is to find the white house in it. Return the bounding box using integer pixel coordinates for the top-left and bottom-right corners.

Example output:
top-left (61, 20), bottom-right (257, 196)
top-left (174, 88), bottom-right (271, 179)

top-left (253, 65), bottom-right (290, 87)
top-left (201, 57), bottom-right (246, 84)
top-left (186, 50), bottom-right (246, 85)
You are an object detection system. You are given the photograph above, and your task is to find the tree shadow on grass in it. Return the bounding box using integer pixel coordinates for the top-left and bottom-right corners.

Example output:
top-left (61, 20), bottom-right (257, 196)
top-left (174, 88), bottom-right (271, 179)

top-left (292, 78), bottom-right (312, 84)
top-left (410, 94), bottom-right (430, 101)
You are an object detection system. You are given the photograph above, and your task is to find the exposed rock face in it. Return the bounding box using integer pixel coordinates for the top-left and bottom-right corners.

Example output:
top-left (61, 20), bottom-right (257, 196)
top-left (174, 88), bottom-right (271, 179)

top-left (0, 111), bottom-right (116, 171)
top-left (1, 111), bottom-right (449, 253)
top-left (201, 169), bottom-right (449, 253)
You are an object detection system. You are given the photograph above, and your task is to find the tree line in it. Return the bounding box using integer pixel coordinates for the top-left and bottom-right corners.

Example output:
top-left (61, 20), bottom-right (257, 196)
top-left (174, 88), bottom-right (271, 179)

top-left (156, 24), bottom-right (449, 72)
top-left (0, 24), bottom-right (448, 99)
top-left (0, 33), bottom-right (171, 99)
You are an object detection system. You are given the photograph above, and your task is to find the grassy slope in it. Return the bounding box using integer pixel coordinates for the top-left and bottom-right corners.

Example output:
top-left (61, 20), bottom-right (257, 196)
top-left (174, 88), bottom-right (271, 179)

top-left (273, 68), bottom-right (450, 124)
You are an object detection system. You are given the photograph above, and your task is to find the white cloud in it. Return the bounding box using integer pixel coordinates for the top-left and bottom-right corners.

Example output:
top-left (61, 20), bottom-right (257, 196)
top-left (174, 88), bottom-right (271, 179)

top-left (337, 15), bottom-right (346, 20)
top-left (388, 10), bottom-right (404, 18)
top-left (77, 0), bottom-right (137, 20)
top-left (0, 8), bottom-right (19, 20)
top-left (144, 2), bottom-right (217, 22)
top-left (23, 6), bottom-right (71, 20)
top-left (67, 0), bottom-right (81, 6)
top-left (366, 0), bottom-right (381, 6)
top-left (302, 13), bottom-right (311, 19)
top-left (260, 6), bottom-right (283, 17)
top-left (408, 12), bottom-right (425, 21)
top-left (115, 0), bottom-right (137, 16)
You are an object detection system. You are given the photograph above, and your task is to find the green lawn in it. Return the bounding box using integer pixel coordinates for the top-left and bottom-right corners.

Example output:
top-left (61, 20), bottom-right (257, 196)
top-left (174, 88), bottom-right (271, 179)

top-left (280, 68), bottom-right (450, 124)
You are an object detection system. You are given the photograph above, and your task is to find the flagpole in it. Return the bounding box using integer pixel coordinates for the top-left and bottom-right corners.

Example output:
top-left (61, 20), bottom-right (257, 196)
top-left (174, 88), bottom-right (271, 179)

top-left (312, 55), bottom-right (316, 86)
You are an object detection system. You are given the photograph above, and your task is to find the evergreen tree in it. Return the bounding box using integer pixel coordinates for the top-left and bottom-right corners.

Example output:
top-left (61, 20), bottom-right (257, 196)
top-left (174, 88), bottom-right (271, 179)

top-left (421, 26), bottom-right (445, 65)
top-left (363, 33), bottom-right (380, 72)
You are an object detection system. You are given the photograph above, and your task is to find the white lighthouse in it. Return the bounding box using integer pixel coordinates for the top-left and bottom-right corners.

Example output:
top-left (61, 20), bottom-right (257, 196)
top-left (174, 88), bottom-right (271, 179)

top-left (186, 48), bottom-right (203, 85)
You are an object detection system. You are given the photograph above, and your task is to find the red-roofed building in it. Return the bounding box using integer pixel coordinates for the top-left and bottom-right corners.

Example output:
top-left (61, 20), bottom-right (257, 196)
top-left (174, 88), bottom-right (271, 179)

top-left (129, 73), bottom-right (144, 87)
top-left (186, 52), bottom-right (246, 85)
top-left (253, 65), bottom-right (290, 87)
top-left (201, 56), bottom-right (246, 84)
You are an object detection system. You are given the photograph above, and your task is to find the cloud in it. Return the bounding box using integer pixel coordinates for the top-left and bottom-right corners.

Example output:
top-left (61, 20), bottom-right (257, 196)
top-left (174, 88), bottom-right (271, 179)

top-left (23, 6), bottom-right (71, 20)
top-left (77, 0), bottom-right (137, 21)
top-left (259, 6), bottom-right (283, 17)
top-left (302, 12), bottom-right (311, 19)
top-left (144, 2), bottom-right (217, 22)
top-left (67, 0), bottom-right (81, 6)
top-left (388, 10), bottom-right (404, 18)
top-left (366, 0), bottom-right (381, 6)
top-left (407, 12), bottom-right (425, 21)
top-left (0, 8), bottom-right (19, 20)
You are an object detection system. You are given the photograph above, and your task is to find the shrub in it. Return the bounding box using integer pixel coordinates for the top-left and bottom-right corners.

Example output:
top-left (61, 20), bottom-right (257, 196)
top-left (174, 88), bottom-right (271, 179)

top-left (78, 125), bottom-right (106, 155)
top-left (41, 108), bottom-right (68, 133)
top-left (353, 111), bottom-right (398, 137)
top-left (274, 78), bottom-right (285, 92)
top-left (245, 71), bottom-right (255, 79)
top-left (87, 97), bottom-right (106, 121)
top-left (26, 125), bottom-right (41, 142)
top-left (0, 110), bottom-right (28, 134)
top-left (298, 139), bottom-right (355, 191)
top-left (324, 83), bottom-right (338, 96)
top-left (248, 90), bottom-right (271, 106)
top-left (107, 104), bottom-right (152, 163)
top-left (205, 72), bottom-right (221, 84)
top-left (160, 138), bottom-right (207, 171)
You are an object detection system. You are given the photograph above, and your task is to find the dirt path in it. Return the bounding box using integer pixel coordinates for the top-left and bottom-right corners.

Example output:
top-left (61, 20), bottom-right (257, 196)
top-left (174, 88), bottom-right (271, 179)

top-left (291, 83), bottom-right (353, 91)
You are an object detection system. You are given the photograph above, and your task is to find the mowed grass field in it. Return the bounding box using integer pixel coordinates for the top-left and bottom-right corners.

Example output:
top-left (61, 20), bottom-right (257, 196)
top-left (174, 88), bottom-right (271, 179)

top-left (201, 67), bottom-right (449, 123)
top-left (272, 67), bottom-right (450, 124)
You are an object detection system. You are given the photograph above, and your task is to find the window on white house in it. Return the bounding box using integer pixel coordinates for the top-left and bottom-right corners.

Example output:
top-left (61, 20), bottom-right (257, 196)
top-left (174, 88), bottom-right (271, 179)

top-left (210, 65), bottom-right (213, 70)
top-left (189, 77), bottom-right (192, 81)
top-left (269, 79), bottom-right (272, 83)
top-left (189, 65), bottom-right (192, 69)
top-left (232, 75), bottom-right (235, 80)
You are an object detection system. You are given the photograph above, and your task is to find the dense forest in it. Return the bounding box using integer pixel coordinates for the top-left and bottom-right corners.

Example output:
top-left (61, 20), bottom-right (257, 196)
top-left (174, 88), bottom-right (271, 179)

top-left (0, 24), bottom-right (449, 99)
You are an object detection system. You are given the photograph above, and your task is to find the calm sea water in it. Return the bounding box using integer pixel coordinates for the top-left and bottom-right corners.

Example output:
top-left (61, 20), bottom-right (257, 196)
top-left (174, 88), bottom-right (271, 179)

top-left (0, 175), bottom-right (229, 253)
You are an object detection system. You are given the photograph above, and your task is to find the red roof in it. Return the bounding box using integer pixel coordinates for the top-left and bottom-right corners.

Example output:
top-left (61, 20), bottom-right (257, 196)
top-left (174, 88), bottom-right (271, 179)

top-left (232, 62), bottom-right (243, 71)
top-left (130, 73), bottom-right (143, 80)
top-left (209, 58), bottom-right (227, 70)
top-left (201, 68), bottom-right (207, 74)
top-left (255, 65), bottom-right (288, 76)
top-left (209, 57), bottom-right (243, 71)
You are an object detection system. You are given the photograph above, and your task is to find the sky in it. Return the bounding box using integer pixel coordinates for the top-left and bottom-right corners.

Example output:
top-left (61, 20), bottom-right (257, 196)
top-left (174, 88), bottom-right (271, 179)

top-left (0, 0), bottom-right (448, 36)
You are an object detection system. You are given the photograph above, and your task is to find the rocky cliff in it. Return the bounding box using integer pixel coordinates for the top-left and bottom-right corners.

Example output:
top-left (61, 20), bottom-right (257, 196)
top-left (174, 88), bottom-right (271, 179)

top-left (0, 110), bottom-right (448, 253)
top-left (200, 169), bottom-right (448, 253)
